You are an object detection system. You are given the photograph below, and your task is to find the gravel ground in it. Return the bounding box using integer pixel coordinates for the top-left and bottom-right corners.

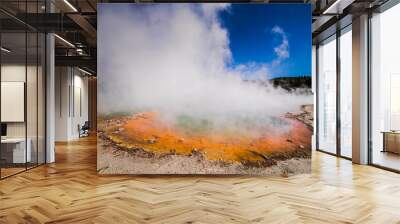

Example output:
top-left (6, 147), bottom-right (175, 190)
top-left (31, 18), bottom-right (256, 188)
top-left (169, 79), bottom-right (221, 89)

top-left (97, 138), bottom-right (311, 176)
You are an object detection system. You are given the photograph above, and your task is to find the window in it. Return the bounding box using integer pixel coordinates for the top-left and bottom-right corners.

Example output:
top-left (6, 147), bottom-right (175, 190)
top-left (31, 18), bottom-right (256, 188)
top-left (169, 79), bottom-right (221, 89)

top-left (370, 2), bottom-right (400, 171)
top-left (317, 35), bottom-right (337, 154)
top-left (339, 27), bottom-right (352, 158)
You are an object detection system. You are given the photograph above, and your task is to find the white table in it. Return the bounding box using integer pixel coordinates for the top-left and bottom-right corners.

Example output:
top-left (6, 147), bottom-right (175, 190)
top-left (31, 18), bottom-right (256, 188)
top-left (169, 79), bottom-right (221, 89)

top-left (1, 138), bottom-right (31, 163)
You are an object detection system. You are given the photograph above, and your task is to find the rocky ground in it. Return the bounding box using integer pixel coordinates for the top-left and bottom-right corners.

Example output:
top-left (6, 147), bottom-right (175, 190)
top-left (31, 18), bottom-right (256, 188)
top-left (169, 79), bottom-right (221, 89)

top-left (97, 138), bottom-right (311, 176)
top-left (285, 104), bottom-right (313, 130)
top-left (97, 105), bottom-right (313, 176)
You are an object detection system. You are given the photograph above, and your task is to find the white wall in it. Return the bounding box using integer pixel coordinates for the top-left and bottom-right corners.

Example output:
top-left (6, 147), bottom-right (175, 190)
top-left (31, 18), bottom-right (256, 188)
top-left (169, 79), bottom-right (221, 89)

top-left (0, 65), bottom-right (41, 137)
top-left (1, 65), bottom-right (27, 140)
top-left (55, 67), bottom-right (69, 141)
top-left (55, 67), bottom-right (89, 141)
top-left (1, 63), bottom-right (46, 164)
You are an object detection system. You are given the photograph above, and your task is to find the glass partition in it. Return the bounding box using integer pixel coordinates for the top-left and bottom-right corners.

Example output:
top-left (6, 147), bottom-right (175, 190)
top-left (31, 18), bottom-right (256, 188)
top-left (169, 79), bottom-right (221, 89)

top-left (317, 35), bottom-right (337, 154)
top-left (0, 31), bottom-right (28, 177)
top-left (339, 27), bottom-right (352, 158)
top-left (0, 1), bottom-right (46, 179)
top-left (27, 31), bottom-right (38, 169)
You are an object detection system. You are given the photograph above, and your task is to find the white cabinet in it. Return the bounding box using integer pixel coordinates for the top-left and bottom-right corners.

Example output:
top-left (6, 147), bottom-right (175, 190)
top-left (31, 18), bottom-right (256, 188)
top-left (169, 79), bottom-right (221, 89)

top-left (1, 138), bottom-right (32, 163)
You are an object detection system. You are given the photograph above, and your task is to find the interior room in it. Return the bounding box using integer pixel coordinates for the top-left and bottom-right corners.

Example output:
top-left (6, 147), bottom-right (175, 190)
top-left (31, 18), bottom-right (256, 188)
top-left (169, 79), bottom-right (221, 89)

top-left (0, 0), bottom-right (400, 223)
top-left (0, 12), bottom-right (46, 178)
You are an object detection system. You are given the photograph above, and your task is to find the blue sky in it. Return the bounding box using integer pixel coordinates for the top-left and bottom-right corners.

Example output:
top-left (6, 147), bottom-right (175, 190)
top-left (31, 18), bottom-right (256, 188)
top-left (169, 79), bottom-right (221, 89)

top-left (99, 3), bottom-right (311, 79)
top-left (219, 4), bottom-right (311, 77)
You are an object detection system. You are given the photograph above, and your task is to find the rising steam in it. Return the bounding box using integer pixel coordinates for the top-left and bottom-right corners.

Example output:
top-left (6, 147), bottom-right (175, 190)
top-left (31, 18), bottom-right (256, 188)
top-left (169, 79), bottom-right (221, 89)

top-left (98, 4), bottom-right (311, 128)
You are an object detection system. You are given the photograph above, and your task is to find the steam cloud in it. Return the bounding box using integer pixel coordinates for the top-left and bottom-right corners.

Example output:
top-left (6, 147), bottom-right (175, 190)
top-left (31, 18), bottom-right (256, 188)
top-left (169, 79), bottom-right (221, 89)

top-left (98, 4), bottom-right (311, 126)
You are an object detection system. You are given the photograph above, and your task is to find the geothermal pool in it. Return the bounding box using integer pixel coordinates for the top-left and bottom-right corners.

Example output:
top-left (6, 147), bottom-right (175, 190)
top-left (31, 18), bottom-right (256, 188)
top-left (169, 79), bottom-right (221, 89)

top-left (97, 105), bottom-right (312, 175)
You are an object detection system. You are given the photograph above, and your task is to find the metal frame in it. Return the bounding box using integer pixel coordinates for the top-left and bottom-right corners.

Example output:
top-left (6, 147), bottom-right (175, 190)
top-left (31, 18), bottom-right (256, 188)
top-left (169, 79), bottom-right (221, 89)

top-left (25, 2), bottom-right (28, 172)
top-left (315, 44), bottom-right (320, 151)
top-left (367, 10), bottom-right (373, 166)
top-left (336, 26), bottom-right (341, 157)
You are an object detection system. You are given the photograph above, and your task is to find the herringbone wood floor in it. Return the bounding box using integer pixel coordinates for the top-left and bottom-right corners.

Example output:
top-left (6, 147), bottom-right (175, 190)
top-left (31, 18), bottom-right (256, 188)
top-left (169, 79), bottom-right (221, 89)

top-left (1, 136), bottom-right (400, 224)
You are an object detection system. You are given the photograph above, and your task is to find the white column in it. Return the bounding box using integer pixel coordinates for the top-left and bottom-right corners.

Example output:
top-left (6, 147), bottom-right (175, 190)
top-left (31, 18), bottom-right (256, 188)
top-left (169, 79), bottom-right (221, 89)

top-left (352, 14), bottom-right (369, 164)
top-left (46, 33), bottom-right (55, 163)
top-left (45, 0), bottom-right (55, 163)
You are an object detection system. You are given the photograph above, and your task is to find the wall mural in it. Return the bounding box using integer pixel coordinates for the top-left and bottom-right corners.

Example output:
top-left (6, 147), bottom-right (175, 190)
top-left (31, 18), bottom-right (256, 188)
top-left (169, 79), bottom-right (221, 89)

top-left (97, 3), bottom-right (313, 176)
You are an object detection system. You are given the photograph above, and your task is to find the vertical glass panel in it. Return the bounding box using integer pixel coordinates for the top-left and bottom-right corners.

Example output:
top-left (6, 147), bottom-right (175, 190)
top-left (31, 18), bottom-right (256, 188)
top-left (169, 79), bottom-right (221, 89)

top-left (26, 0), bottom-right (39, 168)
top-left (317, 35), bottom-right (337, 154)
top-left (371, 4), bottom-right (400, 171)
top-left (339, 28), bottom-right (352, 158)
top-left (1, 31), bottom-right (27, 177)
top-left (27, 31), bottom-right (38, 169)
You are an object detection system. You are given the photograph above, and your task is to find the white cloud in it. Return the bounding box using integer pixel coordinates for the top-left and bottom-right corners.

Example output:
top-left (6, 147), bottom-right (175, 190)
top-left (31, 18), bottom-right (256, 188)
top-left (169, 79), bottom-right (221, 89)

top-left (98, 4), bottom-right (310, 124)
top-left (271, 25), bottom-right (289, 65)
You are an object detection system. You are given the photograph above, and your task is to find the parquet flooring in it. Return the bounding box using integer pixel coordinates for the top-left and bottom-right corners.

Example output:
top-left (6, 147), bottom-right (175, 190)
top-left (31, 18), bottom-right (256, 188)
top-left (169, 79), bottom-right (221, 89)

top-left (1, 136), bottom-right (400, 223)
